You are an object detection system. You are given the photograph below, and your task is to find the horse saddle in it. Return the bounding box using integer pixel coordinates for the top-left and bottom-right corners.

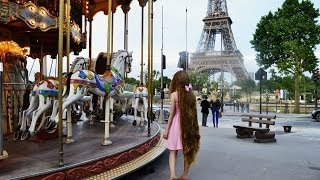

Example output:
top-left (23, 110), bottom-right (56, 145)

top-left (99, 71), bottom-right (114, 84)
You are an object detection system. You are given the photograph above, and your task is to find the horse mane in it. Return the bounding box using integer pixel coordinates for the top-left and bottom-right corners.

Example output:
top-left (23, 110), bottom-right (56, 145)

top-left (94, 50), bottom-right (127, 75)
top-left (70, 57), bottom-right (85, 71)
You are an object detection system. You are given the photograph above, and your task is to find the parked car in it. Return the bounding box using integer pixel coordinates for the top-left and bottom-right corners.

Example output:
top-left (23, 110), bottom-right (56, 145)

top-left (311, 109), bottom-right (320, 121)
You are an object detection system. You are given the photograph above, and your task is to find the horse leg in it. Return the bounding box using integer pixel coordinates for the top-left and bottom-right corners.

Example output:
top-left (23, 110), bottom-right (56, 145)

top-left (28, 96), bottom-right (53, 137)
top-left (133, 98), bottom-right (139, 126)
top-left (57, 90), bottom-right (83, 144)
top-left (81, 96), bottom-right (92, 124)
top-left (20, 96), bottom-right (39, 132)
top-left (110, 98), bottom-right (114, 126)
top-left (36, 110), bottom-right (47, 132)
top-left (143, 97), bottom-right (148, 123)
top-left (45, 100), bottom-right (59, 129)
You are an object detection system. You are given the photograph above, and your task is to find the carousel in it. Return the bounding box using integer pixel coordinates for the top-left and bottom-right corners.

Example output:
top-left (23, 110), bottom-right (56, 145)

top-left (0, 0), bottom-right (163, 179)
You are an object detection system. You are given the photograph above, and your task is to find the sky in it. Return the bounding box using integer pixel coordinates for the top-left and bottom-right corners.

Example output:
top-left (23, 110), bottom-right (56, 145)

top-left (26, 0), bottom-right (320, 81)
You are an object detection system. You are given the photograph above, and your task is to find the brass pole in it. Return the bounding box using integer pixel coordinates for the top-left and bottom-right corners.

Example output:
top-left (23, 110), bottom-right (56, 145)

top-left (111, 13), bottom-right (114, 60)
top-left (141, 6), bottom-right (144, 84)
top-left (101, 0), bottom-right (113, 146)
top-left (65, 0), bottom-right (74, 144)
top-left (66, 0), bottom-right (70, 73)
top-left (57, 0), bottom-right (65, 166)
top-left (106, 0), bottom-right (112, 70)
top-left (40, 42), bottom-right (43, 80)
top-left (147, 0), bottom-right (153, 137)
top-left (89, 20), bottom-right (92, 70)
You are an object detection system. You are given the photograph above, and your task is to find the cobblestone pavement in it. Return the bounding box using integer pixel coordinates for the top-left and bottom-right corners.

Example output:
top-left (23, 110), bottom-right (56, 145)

top-left (119, 104), bottom-right (320, 180)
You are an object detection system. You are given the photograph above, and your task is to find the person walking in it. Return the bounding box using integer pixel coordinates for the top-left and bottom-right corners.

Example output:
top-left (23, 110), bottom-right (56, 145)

top-left (210, 98), bottom-right (221, 128)
top-left (200, 96), bottom-right (210, 127)
top-left (163, 71), bottom-right (200, 180)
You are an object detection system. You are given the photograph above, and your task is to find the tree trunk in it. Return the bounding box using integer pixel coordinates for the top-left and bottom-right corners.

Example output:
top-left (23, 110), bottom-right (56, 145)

top-left (294, 74), bottom-right (301, 113)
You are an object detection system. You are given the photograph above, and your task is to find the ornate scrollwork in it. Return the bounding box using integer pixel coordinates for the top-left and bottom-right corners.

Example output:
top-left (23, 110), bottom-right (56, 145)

top-left (1, 1), bottom-right (57, 31)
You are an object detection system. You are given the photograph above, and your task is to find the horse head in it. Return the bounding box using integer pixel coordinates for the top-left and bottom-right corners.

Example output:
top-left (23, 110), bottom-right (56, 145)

top-left (70, 57), bottom-right (87, 73)
top-left (95, 50), bottom-right (133, 78)
top-left (111, 50), bottom-right (133, 76)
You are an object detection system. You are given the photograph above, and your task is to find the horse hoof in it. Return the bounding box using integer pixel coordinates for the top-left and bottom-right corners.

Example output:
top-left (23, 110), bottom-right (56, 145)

top-left (44, 120), bottom-right (51, 129)
top-left (97, 109), bottom-right (103, 117)
top-left (21, 131), bottom-right (30, 141)
top-left (45, 120), bottom-right (55, 130)
top-left (13, 131), bottom-right (21, 141)
top-left (132, 120), bottom-right (137, 126)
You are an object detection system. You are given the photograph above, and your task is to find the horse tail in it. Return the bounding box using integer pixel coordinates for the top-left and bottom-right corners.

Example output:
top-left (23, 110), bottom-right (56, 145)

top-left (63, 72), bottom-right (73, 97)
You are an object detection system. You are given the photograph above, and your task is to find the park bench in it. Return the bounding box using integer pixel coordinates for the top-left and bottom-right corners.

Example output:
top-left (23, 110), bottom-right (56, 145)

top-left (233, 114), bottom-right (277, 143)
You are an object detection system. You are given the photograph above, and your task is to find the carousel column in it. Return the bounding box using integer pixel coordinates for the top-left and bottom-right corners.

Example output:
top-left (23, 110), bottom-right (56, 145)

top-left (57, 0), bottom-right (65, 166)
top-left (65, 0), bottom-right (74, 144)
top-left (42, 56), bottom-right (47, 78)
top-left (139, 0), bottom-right (147, 84)
top-left (147, 0), bottom-right (154, 137)
top-left (88, 0), bottom-right (95, 70)
top-left (0, 62), bottom-right (8, 160)
top-left (121, 4), bottom-right (130, 51)
top-left (122, 3), bottom-right (130, 80)
top-left (101, 0), bottom-right (113, 146)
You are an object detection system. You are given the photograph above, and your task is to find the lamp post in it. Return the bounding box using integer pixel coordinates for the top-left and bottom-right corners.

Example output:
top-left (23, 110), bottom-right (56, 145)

top-left (255, 68), bottom-right (267, 114)
top-left (312, 68), bottom-right (319, 109)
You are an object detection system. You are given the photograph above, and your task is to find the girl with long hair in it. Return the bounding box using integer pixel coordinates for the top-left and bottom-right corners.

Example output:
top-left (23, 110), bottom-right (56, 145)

top-left (163, 70), bottom-right (200, 180)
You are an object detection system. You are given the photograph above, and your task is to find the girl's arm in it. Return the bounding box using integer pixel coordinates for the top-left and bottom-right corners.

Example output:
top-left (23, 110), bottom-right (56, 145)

top-left (163, 92), bottom-right (176, 139)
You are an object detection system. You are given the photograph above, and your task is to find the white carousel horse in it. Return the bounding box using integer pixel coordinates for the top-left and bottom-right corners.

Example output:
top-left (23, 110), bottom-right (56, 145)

top-left (27, 57), bottom-right (91, 137)
top-left (14, 84), bottom-right (39, 140)
top-left (15, 57), bottom-right (89, 140)
top-left (43, 50), bottom-right (134, 143)
top-left (133, 85), bottom-right (148, 127)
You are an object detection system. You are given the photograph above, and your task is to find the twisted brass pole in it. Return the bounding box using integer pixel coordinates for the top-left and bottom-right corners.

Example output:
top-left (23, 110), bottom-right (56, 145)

top-left (57, 0), bottom-right (65, 166)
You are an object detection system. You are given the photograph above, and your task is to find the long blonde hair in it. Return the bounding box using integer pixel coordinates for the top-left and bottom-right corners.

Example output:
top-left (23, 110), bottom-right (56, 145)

top-left (169, 70), bottom-right (200, 165)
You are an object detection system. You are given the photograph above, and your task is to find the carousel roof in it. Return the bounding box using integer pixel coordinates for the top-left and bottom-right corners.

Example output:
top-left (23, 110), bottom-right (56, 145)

top-left (0, 0), bottom-right (150, 59)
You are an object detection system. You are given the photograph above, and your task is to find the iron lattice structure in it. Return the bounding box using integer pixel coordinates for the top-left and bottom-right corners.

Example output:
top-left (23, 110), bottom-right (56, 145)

top-left (189, 0), bottom-right (250, 80)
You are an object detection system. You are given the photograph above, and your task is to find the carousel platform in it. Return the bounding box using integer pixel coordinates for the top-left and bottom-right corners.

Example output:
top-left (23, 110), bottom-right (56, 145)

top-left (0, 116), bottom-right (163, 180)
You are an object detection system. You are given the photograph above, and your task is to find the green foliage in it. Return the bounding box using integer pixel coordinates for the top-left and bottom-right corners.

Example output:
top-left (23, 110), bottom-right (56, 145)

top-left (251, 0), bottom-right (320, 112)
top-left (126, 77), bottom-right (139, 85)
top-left (234, 79), bottom-right (256, 93)
top-left (188, 71), bottom-right (211, 91)
top-left (251, 0), bottom-right (320, 73)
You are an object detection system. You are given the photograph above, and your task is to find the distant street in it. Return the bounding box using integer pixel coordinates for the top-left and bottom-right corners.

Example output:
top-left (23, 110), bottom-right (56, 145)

top-left (120, 103), bottom-right (320, 180)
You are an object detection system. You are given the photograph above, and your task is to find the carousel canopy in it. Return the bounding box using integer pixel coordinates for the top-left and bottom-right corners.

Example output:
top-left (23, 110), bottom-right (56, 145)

top-left (0, 41), bottom-right (29, 59)
top-left (0, 0), bottom-right (151, 59)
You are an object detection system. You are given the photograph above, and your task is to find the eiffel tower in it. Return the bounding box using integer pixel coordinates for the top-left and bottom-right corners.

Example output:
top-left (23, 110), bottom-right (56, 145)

top-left (189, 0), bottom-right (250, 80)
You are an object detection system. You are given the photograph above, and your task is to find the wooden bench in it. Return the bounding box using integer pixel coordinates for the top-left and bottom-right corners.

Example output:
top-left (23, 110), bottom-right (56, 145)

top-left (233, 114), bottom-right (277, 143)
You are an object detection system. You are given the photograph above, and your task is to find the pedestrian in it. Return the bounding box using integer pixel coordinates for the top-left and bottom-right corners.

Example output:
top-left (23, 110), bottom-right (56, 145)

top-left (163, 70), bottom-right (201, 180)
top-left (246, 102), bottom-right (250, 113)
top-left (200, 95), bottom-right (210, 127)
top-left (240, 102), bottom-right (245, 113)
top-left (236, 101), bottom-right (240, 112)
top-left (210, 98), bottom-right (221, 127)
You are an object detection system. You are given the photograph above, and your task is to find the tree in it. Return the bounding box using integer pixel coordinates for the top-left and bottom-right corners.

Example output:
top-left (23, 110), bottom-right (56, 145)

top-left (234, 79), bottom-right (256, 102)
top-left (126, 77), bottom-right (139, 85)
top-left (188, 71), bottom-right (211, 91)
top-left (251, 0), bottom-right (320, 113)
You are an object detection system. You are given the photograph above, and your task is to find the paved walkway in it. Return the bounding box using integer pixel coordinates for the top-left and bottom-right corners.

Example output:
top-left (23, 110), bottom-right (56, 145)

top-left (120, 105), bottom-right (320, 180)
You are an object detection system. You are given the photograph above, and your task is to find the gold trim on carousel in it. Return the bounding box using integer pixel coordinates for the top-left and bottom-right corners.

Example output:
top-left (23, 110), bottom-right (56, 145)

top-left (86, 131), bottom-right (166, 180)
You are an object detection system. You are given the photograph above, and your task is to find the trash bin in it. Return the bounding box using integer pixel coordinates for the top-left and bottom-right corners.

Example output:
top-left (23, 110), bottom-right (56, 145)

top-left (283, 125), bottom-right (292, 133)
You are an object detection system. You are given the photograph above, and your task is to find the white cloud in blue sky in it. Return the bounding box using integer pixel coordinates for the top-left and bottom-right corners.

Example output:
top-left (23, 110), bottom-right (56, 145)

top-left (26, 0), bottom-right (320, 81)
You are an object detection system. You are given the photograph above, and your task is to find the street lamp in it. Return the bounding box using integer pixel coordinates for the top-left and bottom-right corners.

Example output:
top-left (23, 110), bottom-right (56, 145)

top-left (255, 68), bottom-right (267, 114)
top-left (312, 68), bottom-right (319, 109)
